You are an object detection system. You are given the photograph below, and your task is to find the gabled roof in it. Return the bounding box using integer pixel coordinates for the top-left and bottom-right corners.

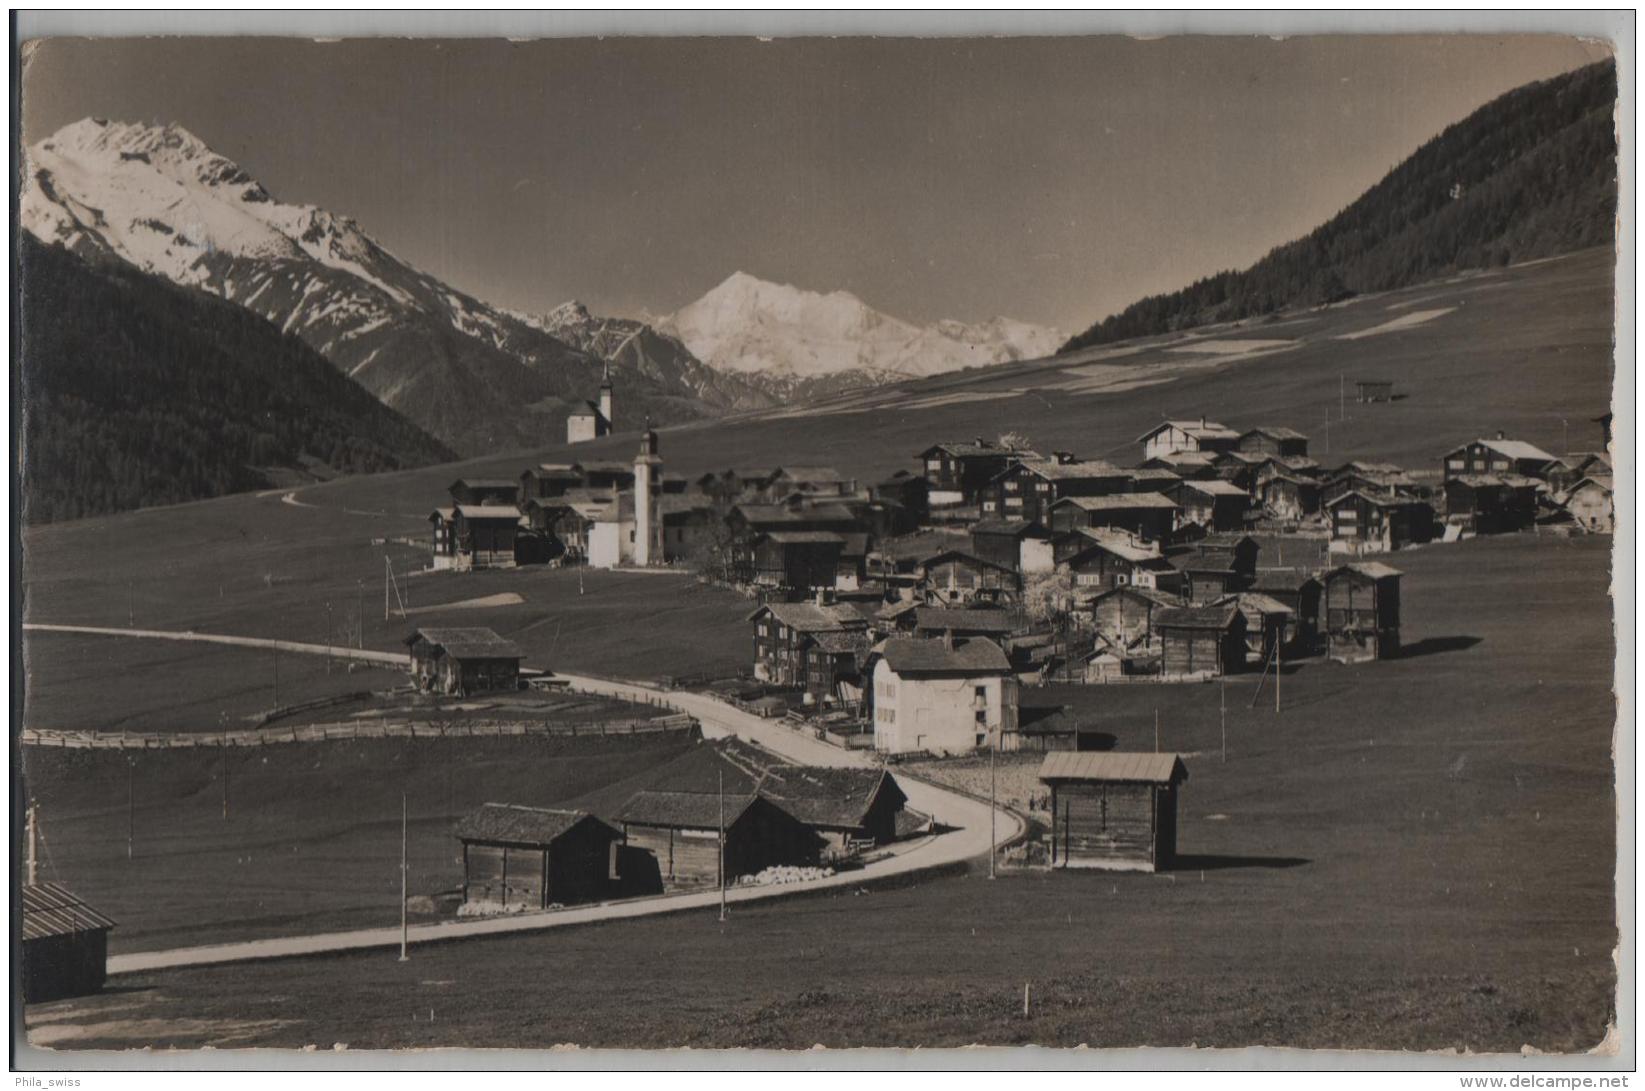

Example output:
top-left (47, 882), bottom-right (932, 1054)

top-left (639, 740), bottom-right (906, 831)
top-left (450, 478), bottom-right (520, 491)
top-left (405, 627), bottom-right (525, 660)
top-left (757, 530), bottom-right (848, 546)
top-left (812, 630), bottom-right (874, 655)
top-left (921, 549), bottom-right (1018, 575)
top-left (1215, 591), bottom-right (1294, 617)
top-left (971, 518), bottom-right (1048, 538)
top-left (1174, 479), bottom-right (1251, 498)
top-left (1450, 437), bottom-right (1557, 463)
top-left (1054, 493), bottom-right (1179, 511)
top-left (1251, 567), bottom-right (1320, 594)
top-left (455, 504), bottom-right (524, 520)
top-left (876, 636), bottom-right (1012, 676)
top-left (1127, 467), bottom-right (1184, 483)
top-left (1067, 527), bottom-right (1166, 564)
top-left (733, 502), bottom-right (858, 526)
top-left (1039, 751), bottom-right (1188, 786)
top-left (1153, 603), bottom-right (1242, 631)
top-left (1137, 419), bottom-right (1240, 444)
top-left (22, 882), bottom-right (115, 939)
top-left (455, 804), bottom-right (616, 847)
top-left (921, 440), bottom-right (1027, 459)
top-left (1325, 489), bottom-right (1427, 510)
top-left (616, 789), bottom-right (764, 829)
top-left (1142, 451), bottom-right (1218, 468)
top-left (1567, 475), bottom-right (1614, 496)
top-left (1240, 426), bottom-right (1308, 442)
top-left (1083, 585), bottom-right (1180, 609)
top-left (1324, 561), bottom-right (1403, 582)
top-left (999, 457), bottom-right (1130, 483)
top-left (913, 607), bottom-right (1017, 634)
top-left (747, 601), bottom-right (868, 632)
top-left (772, 466), bottom-right (847, 485)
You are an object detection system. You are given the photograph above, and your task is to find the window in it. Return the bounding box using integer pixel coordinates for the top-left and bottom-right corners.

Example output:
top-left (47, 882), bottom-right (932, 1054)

top-left (975, 709), bottom-right (987, 724)
top-left (975, 685), bottom-right (987, 701)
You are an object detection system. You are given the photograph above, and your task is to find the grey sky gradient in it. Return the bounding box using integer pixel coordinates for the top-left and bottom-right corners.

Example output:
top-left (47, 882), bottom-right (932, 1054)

top-left (19, 34), bottom-right (1609, 331)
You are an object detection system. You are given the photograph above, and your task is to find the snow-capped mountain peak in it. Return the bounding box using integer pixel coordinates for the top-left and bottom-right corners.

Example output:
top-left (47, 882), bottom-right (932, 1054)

top-left (659, 271), bottom-right (1063, 381)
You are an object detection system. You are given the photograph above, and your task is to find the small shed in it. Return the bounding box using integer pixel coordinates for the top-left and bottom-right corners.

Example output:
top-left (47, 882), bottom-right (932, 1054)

top-left (455, 805), bottom-right (624, 910)
top-left (405, 627), bottom-right (525, 695)
top-left (1154, 603), bottom-right (1246, 677)
top-left (21, 882), bottom-right (115, 1003)
top-left (1355, 380), bottom-right (1395, 403)
top-left (615, 790), bottom-right (820, 885)
top-left (1563, 476), bottom-right (1614, 534)
top-left (1040, 751), bottom-right (1189, 872)
top-left (1320, 562), bottom-right (1402, 663)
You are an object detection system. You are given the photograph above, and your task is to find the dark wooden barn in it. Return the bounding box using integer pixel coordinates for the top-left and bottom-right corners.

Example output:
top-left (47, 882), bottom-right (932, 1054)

top-left (447, 477), bottom-right (522, 507)
top-left (1154, 603), bottom-right (1246, 676)
top-left (921, 549), bottom-right (1022, 605)
top-left (405, 627), bottom-right (524, 695)
top-left (1238, 427), bottom-right (1310, 459)
top-left (872, 470), bottom-right (930, 531)
top-left (1048, 494), bottom-right (1179, 544)
top-left (750, 531), bottom-right (846, 592)
top-left (919, 439), bottom-right (1025, 511)
top-left (1084, 585), bottom-right (1180, 649)
top-left (615, 790), bottom-right (820, 886)
top-left (1250, 568), bottom-right (1323, 647)
top-left (1040, 751), bottom-right (1189, 872)
top-left (1320, 562), bottom-right (1403, 664)
top-left (968, 519), bottom-right (1050, 573)
top-left (1441, 434), bottom-right (1557, 481)
top-left (21, 883), bottom-right (115, 1004)
top-left (1441, 475), bottom-right (1540, 534)
top-left (979, 456), bottom-right (1129, 525)
top-left (455, 805), bottom-right (625, 910)
top-left (1326, 491), bottom-right (1435, 553)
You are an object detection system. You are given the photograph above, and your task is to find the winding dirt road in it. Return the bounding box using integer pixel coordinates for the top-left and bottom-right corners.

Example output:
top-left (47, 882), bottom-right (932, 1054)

top-left (22, 623), bottom-right (1021, 974)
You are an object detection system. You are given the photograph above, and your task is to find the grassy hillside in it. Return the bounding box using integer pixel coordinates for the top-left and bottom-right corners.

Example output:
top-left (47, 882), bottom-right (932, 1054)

top-left (1064, 60), bottom-right (1617, 350)
top-left (18, 235), bottom-right (455, 523)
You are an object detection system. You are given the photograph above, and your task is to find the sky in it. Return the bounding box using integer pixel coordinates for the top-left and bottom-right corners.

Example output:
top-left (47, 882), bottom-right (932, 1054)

top-left (19, 33), bottom-right (1610, 333)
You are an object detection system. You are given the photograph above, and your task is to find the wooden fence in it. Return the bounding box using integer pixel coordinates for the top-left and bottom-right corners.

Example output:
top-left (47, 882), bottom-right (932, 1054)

top-left (20, 713), bottom-right (699, 750)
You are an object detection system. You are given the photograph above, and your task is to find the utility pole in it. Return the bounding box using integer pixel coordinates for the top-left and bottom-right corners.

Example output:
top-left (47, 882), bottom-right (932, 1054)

top-left (26, 800), bottom-right (39, 885)
top-left (357, 579), bottom-right (365, 649)
top-left (127, 583), bottom-right (134, 628)
top-left (221, 741), bottom-right (229, 820)
top-left (717, 769), bottom-right (728, 923)
top-left (1220, 677), bottom-right (1227, 763)
top-left (325, 600), bottom-right (333, 675)
top-left (1275, 639), bottom-right (1282, 714)
top-left (273, 647), bottom-right (280, 708)
top-left (127, 757), bottom-right (135, 860)
top-left (1339, 373), bottom-right (1345, 421)
top-left (988, 737), bottom-right (997, 880)
top-left (1563, 418), bottom-right (1570, 457)
top-left (1154, 709), bottom-right (1160, 754)
top-left (399, 793), bottom-right (409, 962)
top-left (1323, 412), bottom-right (1330, 456)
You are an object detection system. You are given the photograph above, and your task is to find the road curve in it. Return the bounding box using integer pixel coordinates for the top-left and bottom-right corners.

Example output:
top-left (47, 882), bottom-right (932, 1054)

top-left (24, 623), bottom-right (1023, 974)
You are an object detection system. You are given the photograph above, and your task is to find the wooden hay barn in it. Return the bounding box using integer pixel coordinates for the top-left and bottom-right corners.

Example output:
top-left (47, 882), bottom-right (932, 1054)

top-left (615, 790), bottom-right (821, 885)
top-left (1153, 603), bottom-right (1246, 677)
top-left (1040, 751), bottom-right (1189, 872)
top-left (405, 627), bottom-right (525, 695)
top-left (455, 805), bottom-right (624, 910)
top-left (1320, 562), bottom-right (1402, 664)
top-left (21, 883), bottom-right (115, 1003)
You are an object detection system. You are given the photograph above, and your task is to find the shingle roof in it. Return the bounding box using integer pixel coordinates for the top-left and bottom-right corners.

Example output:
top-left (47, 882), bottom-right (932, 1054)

top-left (921, 440), bottom-right (1028, 458)
top-left (1251, 567), bottom-right (1319, 594)
top-left (456, 504), bottom-right (524, 520)
top-left (640, 741), bottom-right (905, 831)
top-left (22, 883), bottom-right (115, 940)
top-left (455, 804), bottom-right (614, 846)
top-left (970, 518), bottom-right (1044, 537)
top-left (1325, 561), bottom-right (1403, 581)
top-left (772, 466), bottom-right (846, 484)
top-left (1465, 437), bottom-right (1557, 463)
top-left (1177, 479), bottom-right (1252, 498)
top-left (1005, 457), bottom-right (1130, 483)
top-left (1082, 585), bottom-right (1180, 609)
top-left (1154, 603), bottom-right (1241, 631)
top-left (812, 630), bottom-right (874, 655)
top-left (616, 789), bottom-right (763, 829)
top-left (451, 478), bottom-right (521, 490)
top-left (1137, 419), bottom-right (1239, 443)
top-left (749, 601), bottom-right (868, 631)
top-left (1039, 751), bottom-right (1188, 785)
top-left (914, 607), bottom-right (1017, 634)
top-left (1069, 527), bottom-right (1165, 563)
top-left (734, 502), bottom-right (857, 526)
top-left (1241, 426), bottom-right (1308, 442)
top-left (1056, 493), bottom-right (1180, 511)
top-left (1217, 591), bottom-right (1294, 617)
top-left (877, 636), bottom-right (1012, 675)
top-left (406, 627), bottom-right (525, 660)
top-left (1127, 467), bottom-right (1183, 482)
top-left (759, 530), bottom-right (848, 546)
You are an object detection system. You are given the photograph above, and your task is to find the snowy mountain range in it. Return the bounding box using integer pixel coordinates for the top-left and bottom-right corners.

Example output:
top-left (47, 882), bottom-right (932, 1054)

top-left (658, 271), bottom-right (1063, 388)
top-left (22, 118), bottom-right (1060, 456)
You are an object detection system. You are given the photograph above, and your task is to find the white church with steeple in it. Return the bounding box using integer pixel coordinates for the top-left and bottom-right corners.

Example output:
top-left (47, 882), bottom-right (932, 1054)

top-left (566, 361), bottom-right (614, 444)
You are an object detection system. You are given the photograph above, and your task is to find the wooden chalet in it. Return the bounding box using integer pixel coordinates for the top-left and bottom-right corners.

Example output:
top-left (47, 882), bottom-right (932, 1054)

top-left (751, 531), bottom-right (846, 592)
top-left (1441, 474), bottom-right (1540, 534)
top-left (1326, 491), bottom-right (1435, 553)
top-left (1214, 591), bottom-right (1295, 665)
top-left (748, 599), bottom-right (871, 703)
top-left (1040, 751), bottom-right (1188, 872)
top-left (1238, 426), bottom-right (1309, 459)
top-left (448, 477), bottom-right (521, 507)
top-left (728, 499), bottom-right (860, 540)
top-left (1563, 476), bottom-right (1615, 534)
top-left (921, 549), bottom-right (1022, 605)
top-left (1321, 461), bottom-right (1421, 505)
top-left (615, 791), bottom-right (820, 886)
top-left (872, 470), bottom-right (930, 531)
top-left (1084, 585), bottom-right (1181, 651)
top-left (1137, 418), bottom-right (1241, 460)
top-left (1165, 478), bottom-right (1252, 533)
top-left (1320, 562), bottom-right (1402, 663)
top-left (1211, 449), bottom-right (1268, 493)
top-left (980, 455), bottom-right (1129, 525)
top-left (969, 519), bottom-right (1053, 574)
top-left (1442, 434), bottom-right (1557, 481)
top-left (1057, 527), bottom-right (1174, 593)
top-left (912, 606), bottom-right (1018, 641)
top-left (430, 504), bottom-right (522, 570)
top-left (455, 805), bottom-right (624, 910)
top-left (1258, 469), bottom-right (1324, 520)
top-left (1153, 603), bottom-right (1246, 677)
top-left (1250, 568), bottom-right (1323, 647)
top-left (519, 464), bottom-right (586, 504)
top-left (21, 882), bottom-right (115, 1003)
top-left (1047, 493), bottom-right (1179, 544)
top-left (405, 627), bottom-right (524, 695)
top-left (919, 439), bottom-right (1028, 512)
top-left (769, 466), bottom-right (854, 499)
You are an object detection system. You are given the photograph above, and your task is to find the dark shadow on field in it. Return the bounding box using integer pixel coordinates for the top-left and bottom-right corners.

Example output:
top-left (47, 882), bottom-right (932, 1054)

top-left (1399, 635), bottom-right (1483, 659)
top-left (1171, 853), bottom-right (1310, 872)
